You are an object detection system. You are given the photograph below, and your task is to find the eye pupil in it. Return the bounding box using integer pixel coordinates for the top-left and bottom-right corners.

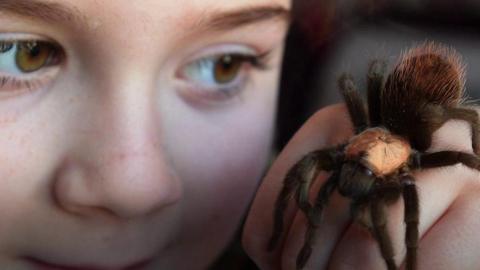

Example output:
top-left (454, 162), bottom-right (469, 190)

top-left (16, 41), bottom-right (56, 73)
top-left (28, 43), bottom-right (41, 57)
top-left (214, 54), bottom-right (242, 84)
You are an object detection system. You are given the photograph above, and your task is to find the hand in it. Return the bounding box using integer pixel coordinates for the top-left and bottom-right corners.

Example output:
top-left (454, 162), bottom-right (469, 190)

top-left (242, 104), bottom-right (480, 270)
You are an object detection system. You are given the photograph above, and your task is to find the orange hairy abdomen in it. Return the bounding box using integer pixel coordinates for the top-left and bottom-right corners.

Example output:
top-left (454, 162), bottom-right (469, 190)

top-left (381, 42), bottom-right (465, 140)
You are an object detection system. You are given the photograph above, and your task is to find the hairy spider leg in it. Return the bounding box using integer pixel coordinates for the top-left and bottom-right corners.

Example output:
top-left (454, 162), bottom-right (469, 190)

top-left (349, 198), bottom-right (365, 219)
top-left (401, 175), bottom-right (420, 270)
top-left (404, 150), bottom-right (480, 269)
top-left (338, 73), bottom-right (370, 133)
top-left (366, 179), bottom-right (409, 270)
top-left (403, 104), bottom-right (480, 155)
top-left (268, 147), bottom-right (341, 251)
top-left (296, 171), bottom-right (340, 270)
top-left (371, 192), bottom-right (398, 270)
top-left (416, 151), bottom-right (480, 170)
top-left (367, 60), bottom-right (387, 127)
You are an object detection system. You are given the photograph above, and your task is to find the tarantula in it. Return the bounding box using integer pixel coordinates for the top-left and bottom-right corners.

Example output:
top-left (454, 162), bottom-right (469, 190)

top-left (268, 42), bottom-right (480, 270)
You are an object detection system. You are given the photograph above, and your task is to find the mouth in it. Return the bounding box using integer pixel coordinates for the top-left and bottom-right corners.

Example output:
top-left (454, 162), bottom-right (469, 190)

top-left (24, 256), bottom-right (153, 270)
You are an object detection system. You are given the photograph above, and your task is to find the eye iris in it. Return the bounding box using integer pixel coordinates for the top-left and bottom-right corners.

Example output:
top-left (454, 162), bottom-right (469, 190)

top-left (16, 41), bottom-right (55, 73)
top-left (214, 55), bottom-right (242, 84)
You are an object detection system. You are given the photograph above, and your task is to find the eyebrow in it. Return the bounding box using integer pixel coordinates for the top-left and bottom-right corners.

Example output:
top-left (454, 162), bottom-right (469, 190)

top-left (0, 0), bottom-right (86, 25)
top-left (0, 0), bottom-right (290, 32)
top-left (194, 5), bottom-right (291, 32)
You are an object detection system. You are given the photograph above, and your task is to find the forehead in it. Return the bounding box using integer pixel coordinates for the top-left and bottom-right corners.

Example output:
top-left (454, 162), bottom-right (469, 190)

top-left (0, 0), bottom-right (291, 40)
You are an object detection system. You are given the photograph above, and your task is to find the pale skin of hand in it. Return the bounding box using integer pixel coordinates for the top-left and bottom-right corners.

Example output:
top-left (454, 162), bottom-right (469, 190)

top-left (242, 103), bottom-right (480, 270)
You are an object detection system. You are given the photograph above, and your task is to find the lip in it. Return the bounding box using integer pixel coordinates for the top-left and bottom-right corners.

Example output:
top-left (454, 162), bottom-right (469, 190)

top-left (24, 256), bottom-right (152, 270)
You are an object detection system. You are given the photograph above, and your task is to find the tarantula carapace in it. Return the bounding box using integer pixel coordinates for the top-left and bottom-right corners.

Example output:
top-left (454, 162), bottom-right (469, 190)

top-left (268, 42), bottom-right (480, 270)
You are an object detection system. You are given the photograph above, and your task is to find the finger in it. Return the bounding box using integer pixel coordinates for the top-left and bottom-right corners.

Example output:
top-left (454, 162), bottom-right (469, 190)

top-left (327, 119), bottom-right (476, 269)
top-left (280, 190), bottom-right (351, 270)
top-left (411, 107), bottom-right (480, 270)
top-left (242, 104), bottom-right (353, 269)
top-left (414, 181), bottom-right (480, 270)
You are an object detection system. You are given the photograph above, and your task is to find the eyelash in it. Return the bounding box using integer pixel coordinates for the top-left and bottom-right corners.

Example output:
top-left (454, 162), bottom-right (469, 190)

top-left (1, 76), bottom-right (40, 90)
top-left (177, 50), bottom-right (272, 100)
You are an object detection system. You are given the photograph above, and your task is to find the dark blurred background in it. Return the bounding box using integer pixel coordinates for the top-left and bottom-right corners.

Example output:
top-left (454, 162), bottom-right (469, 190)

top-left (212, 0), bottom-right (480, 269)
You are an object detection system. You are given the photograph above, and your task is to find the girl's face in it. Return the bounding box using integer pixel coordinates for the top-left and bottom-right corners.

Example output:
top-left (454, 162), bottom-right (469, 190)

top-left (0, 0), bottom-right (289, 269)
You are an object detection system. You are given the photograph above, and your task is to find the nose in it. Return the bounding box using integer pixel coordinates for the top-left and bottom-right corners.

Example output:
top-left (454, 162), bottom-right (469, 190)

top-left (53, 80), bottom-right (182, 219)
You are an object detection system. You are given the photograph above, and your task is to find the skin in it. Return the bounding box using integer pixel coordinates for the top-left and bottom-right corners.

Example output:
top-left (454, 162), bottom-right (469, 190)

top-left (243, 104), bottom-right (480, 269)
top-left (0, 0), bottom-right (289, 269)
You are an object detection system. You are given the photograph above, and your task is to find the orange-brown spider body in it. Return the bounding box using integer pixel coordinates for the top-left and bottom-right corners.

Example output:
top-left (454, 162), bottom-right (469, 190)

top-left (345, 127), bottom-right (411, 176)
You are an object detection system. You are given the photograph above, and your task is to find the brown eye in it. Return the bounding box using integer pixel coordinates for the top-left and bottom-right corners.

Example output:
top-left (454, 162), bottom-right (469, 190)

top-left (178, 49), bottom-right (268, 101)
top-left (16, 41), bottom-right (60, 73)
top-left (213, 54), bottom-right (243, 84)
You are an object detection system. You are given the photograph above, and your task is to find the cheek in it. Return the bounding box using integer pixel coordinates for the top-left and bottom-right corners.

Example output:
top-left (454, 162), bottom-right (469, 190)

top-left (159, 103), bottom-right (276, 267)
top-left (169, 116), bottom-right (274, 254)
top-left (0, 107), bottom-right (62, 244)
top-left (169, 109), bottom-right (275, 223)
top-left (184, 118), bottom-right (273, 214)
top-left (161, 86), bottom-right (278, 244)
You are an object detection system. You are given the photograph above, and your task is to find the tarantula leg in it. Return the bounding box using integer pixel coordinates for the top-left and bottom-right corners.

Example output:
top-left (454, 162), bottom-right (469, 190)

top-left (414, 105), bottom-right (480, 154)
top-left (268, 147), bottom-right (342, 251)
top-left (414, 151), bottom-right (480, 171)
top-left (338, 73), bottom-right (369, 133)
top-left (350, 197), bottom-right (369, 221)
top-left (367, 59), bottom-right (387, 126)
top-left (296, 172), bottom-right (339, 270)
top-left (371, 195), bottom-right (397, 270)
top-left (401, 175), bottom-right (419, 270)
